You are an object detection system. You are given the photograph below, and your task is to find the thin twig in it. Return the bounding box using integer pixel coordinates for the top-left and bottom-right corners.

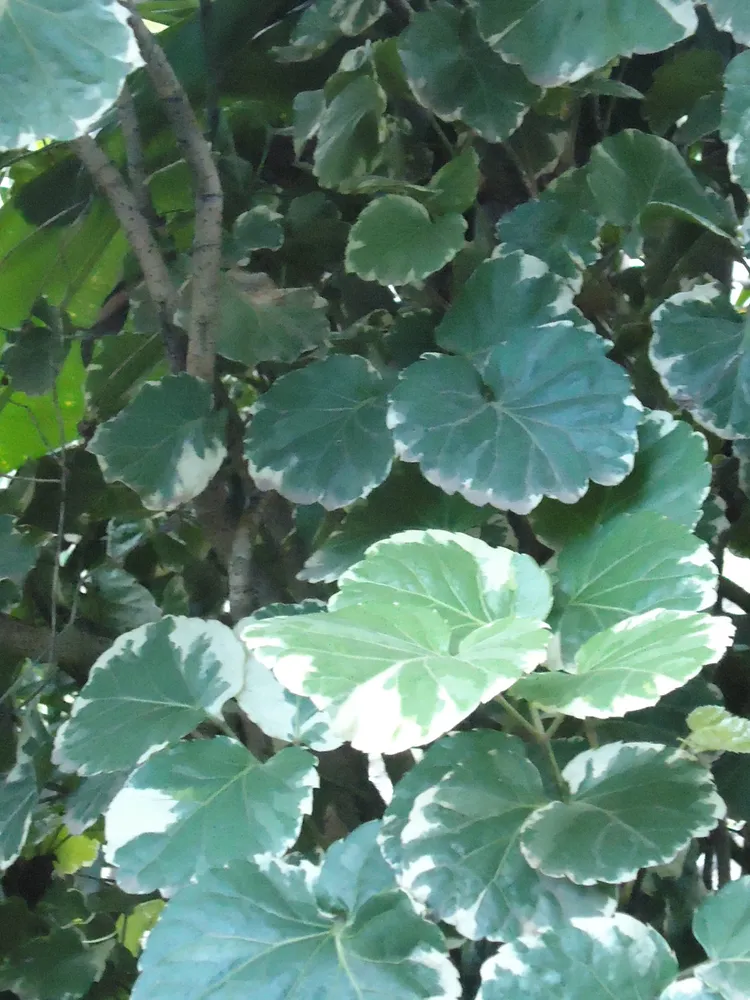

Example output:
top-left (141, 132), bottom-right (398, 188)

top-left (121, 0), bottom-right (223, 384)
top-left (71, 135), bottom-right (182, 372)
top-left (117, 81), bottom-right (159, 226)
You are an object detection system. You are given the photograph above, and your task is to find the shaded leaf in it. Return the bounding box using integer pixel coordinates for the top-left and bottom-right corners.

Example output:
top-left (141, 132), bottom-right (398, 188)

top-left (88, 373), bottom-right (227, 511)
top-left (245, 354), bottom-right (393, 509)
top-left (397, 2), bottom-right (540, 142)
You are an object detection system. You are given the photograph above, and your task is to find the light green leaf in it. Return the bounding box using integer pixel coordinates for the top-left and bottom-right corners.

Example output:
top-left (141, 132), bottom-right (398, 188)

top-left (650, 283), bottom-right (750, 438)
top-left (300, 463), bottom-right (491, 583)
top-left (497, 170), bottom-right (600, 289)
top-left (105, 738), bottom-right (317, 893)
top-left (531, 410), bottom-right (710, 549)
top-left (553, 511), bottom-right (717, 662)
top-left (0, 515), bottom-right (37, 587)
top-left (52, 616), bottom-right (246, 775)
top-left (0, 344), bottom-right (85, 475)
top-left (694, 876), bottom-right (750, 998)
top-left (0, 752), bottom-right (37, 872)
top-left (314, 75), bottom-right (387, 189)
top-left (475, 0), bottom-right (697, 87)
top-left (705, 0), bottom-right (750, 43)
top-left (520, 743), bottom-right (724, 884)
top-left (478, 914), bottom-right (678, 1000)
top-left (331, 529), bottom-right (552, 635)
top-left (132, 846), bottom-right (460, 1000)
top-left (722, 52), bottom-right (750, 194)
top-left (52, 829), bottom-right (99, 875)
top-left (380, 731), bottom-right (615, 942)
top-left (686, 705), bottom-right (750, 753)
top-left (397, 2), bottom-right (540, 142)
top-left (587, 130), bottom-right (732, 244)
top-left (345, 195), bottom-right (466, 286)
top-left (513, 610), bottom-right (734, 719)
top-left (0, 927), bottom-right (110, 1000)
top-left (216, 271), bottom-right (331, 367)
top-left (244, 354), bottom-right (393, 509)
top-left (0, 0), bottom-right (140, 149)
top-left (88, 373), bottom-right (227, 511)
top-left (241, 603), bottom-right (549, 754)
top-left (389, 255), bottom-right (640, 513)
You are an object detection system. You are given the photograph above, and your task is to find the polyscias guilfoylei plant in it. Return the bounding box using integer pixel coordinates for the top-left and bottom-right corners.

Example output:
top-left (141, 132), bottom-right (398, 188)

top-left (6, 1), bottom-right (750, 998)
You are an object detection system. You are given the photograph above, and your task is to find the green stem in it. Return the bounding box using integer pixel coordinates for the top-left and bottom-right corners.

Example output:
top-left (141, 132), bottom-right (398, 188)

top-left (529, 705), bottom-right (568, 799)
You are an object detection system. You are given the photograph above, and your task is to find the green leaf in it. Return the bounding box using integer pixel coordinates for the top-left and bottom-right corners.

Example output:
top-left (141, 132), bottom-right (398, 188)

top-left (1, 326), bottom-right (66, 396)
top-left (497, 170), bottom-right (600, 289)
top-left (650, 283), bottom-right (750, 438)
top-left (645, 50), bottom-right (724, 136)
top-left (0, 344), bottom-right (85, 475)
top-left (531, 410), bottom-right (711, 549)
top-left (427, 147), bottom-right (481, 216)
top-left (238, 653), bottom-right (342, 751)
top-left (241, 602), bottom-right (549, 754)
top-left (329, 0), bottom-right (386, 35)
top-left (587, 130), bottom-right (732, 244)
top-left (694, 876), bottom-right (750, 998)
top-left (52, 617), bottom-right (246, 775)
top-left (315, 821), bottom-right (397, 911)
top-left (660, 979), bottom-right (724, 999)
top-left (0, 0), bottom-right (140, 148)
top-left (274, 1), bottom-right (340, 63)
top-left (313, 75), bottom-right (387, 189)
top-left (132, 841), bottom-right (460, 1000)
top-left (300, 464), bottom-right (490, 583)
top-left (80, 566), bottom-right (161, 633)
top-left (88, 373), bottom-right (228, 511)
top-left (104, 739), bottom-right (317, 893)
top-left (520, 743), bottom-right (724, 884)
top-left (705, 0), bottom-right (750, 44)
top-left (397, 2), bottom-right (540, 142)
top-left (722, 51), bottom-right (750, 195)
top-left (85, 328), bottom-right (166, 422)
top-left (552, 511), bottom-right (717, 662)
top-left (0, 515), bottom-right (37, 587)
top-left (389, 253), bottom-right (640, 513)
top-left (686, 705), bottom-right (750, 753)
top-left (478, 914), bottom-right (678, 1000)
top-left (52, 829), bottom-right (99, 875)
top-left (0, 927), bottom-right (110, 1000)
top-left (380, 731), bottom-right (615, 941)
top-left (331, 529), bottom-right (552, 634)
top-left (244, 354), bottom-right (394, 509)
top-left (513, 610), bottom-right (734, 719)
top-left (345, 195), bottom-right (466, 286)
top-left (216, 271), bottom-right (331, 367)
top-left (0, 751), bottom-right (37, 872)
top-left (230, 205), bottom-right (285, 256)
top-left (474, 0), bottom-right (697, 87)
top-left (64, 772), bottom-right (129, 835)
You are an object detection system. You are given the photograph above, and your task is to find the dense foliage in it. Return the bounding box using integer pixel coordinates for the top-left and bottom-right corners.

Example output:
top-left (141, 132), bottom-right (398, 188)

top-left (5, 1), bottom-right (750, 997)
